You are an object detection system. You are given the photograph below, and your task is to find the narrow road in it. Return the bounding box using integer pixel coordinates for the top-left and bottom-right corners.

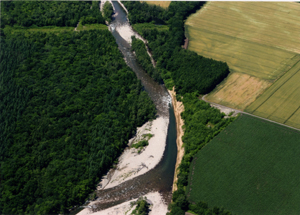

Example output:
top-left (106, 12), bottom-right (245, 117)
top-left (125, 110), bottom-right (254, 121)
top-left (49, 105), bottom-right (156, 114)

top-left (202, 95), bottom-right (300, 132)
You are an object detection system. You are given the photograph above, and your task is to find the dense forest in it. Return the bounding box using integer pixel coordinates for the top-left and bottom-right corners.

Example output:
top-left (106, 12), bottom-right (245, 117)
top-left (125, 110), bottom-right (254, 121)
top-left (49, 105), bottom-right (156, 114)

top-left (1, 1), bottom-right (105, 28)
top-left (0, 1), bottom-right (156, 214)
top-left (103, 1), bottom-right (114, 23)
top-left (129, 1), bottom-right (229, 95)
top-left (122, 1), bottom-right (167, 24)
top-left (131, 36), bottom-right (162, 82)
top-left (125, 1), bottom-right (233, 214)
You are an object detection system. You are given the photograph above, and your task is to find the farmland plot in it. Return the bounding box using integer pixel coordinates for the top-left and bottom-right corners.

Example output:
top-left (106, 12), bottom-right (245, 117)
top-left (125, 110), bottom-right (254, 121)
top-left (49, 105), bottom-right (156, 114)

top-left (186, 2), bottom-right (300, 127)
top-left (206, 73), bottom-right (271, 110)
top-left (246, 60), bottom-right (300, 129)
top-left (186, 2), bottom-right (300, 55)
top-left (187, 114), bottom-right (300, 214)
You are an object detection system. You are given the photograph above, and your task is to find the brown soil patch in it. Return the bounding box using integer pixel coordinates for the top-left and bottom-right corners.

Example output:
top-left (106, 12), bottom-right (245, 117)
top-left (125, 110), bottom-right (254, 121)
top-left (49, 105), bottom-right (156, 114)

top-left (206, 73), bottom-right (271, 110)
top-left (168, 88), bottom-right (185, 193)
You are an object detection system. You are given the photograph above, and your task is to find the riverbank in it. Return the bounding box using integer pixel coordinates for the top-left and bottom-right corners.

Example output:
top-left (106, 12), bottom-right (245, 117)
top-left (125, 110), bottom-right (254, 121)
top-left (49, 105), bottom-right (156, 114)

top-left (168, 88), bottom-right (185, 193)
top-left (77, 192), bottom-right (167, 215)
top-left (76, 116), bottom-right (169, 215)
top-left (99, 116), bottom-right (169, 190)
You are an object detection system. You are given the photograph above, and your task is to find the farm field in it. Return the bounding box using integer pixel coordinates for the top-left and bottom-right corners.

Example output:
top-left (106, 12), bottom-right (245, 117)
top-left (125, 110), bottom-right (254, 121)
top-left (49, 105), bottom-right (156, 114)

top-left (246, 60), bottom-right (300, 129)
top-left (185, 2), bottom-right (300, 120)
top-left (187, 114), bottom-right (300, 215)
top-left (206, 73), bottom-right (271, 110)
top-left (142, 1), bottom-right (171, 8)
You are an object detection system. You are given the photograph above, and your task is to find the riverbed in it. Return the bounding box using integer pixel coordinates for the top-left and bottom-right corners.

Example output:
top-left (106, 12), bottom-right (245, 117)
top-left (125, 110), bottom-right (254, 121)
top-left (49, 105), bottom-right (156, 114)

top-left (75, 1), bottom-right (178, 214)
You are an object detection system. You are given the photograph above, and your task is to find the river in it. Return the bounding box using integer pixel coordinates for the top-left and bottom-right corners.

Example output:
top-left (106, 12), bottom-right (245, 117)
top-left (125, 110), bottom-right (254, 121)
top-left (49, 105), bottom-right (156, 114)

top-left (74, 1), bottom-right (178, 213)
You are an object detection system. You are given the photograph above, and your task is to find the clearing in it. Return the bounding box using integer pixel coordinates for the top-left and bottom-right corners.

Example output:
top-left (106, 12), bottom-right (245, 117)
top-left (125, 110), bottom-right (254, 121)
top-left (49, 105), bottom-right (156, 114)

top-left (142, 1), bottom-right (171, 9)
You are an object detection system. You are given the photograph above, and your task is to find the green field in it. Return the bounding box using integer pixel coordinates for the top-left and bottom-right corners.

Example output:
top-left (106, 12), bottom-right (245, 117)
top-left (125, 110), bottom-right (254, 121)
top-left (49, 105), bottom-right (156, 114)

top-left (187, 114), bottom-right (300, 214)
top-left (246, 60), bottom-right (300, 129)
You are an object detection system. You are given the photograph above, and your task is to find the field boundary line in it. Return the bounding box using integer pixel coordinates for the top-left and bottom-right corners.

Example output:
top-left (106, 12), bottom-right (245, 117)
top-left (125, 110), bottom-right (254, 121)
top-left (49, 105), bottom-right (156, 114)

top-left (283, 106), bottom-right (300, 124)
top-left (202, 95), bottom-right (300, 132)
top-left (250, 59), bottom-right (300, 113)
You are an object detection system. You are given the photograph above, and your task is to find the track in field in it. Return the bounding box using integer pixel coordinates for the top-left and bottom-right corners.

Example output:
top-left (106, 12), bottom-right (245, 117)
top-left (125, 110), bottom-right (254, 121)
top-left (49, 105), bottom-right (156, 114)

top-left (246, 59), bottom-right (300, 129)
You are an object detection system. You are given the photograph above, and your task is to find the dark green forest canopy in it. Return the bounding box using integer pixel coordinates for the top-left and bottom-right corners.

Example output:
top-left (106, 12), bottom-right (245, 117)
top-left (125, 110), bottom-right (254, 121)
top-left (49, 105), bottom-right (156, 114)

top-left (124, 1), bottom-right (229, 95)
top-left (0, 29), bottom-right (156, 214)
top-left (131, 36), bottom-right (162, 82)
top-left (1, 1), bottom-right (104, 28)
top-left (121, 1), bottom-right (168, 24)
top-left (103, 1), bottom-right (114, 23)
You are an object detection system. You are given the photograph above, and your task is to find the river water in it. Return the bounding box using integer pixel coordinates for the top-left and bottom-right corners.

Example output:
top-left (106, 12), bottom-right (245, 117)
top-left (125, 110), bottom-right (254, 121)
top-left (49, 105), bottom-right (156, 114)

top-left (76, 1), bottom-right (177, 212)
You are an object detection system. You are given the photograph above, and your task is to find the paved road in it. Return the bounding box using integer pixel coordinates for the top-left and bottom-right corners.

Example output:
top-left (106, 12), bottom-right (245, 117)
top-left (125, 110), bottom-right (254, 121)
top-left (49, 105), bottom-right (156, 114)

top-left (202, 95), bottom-right (300, 132)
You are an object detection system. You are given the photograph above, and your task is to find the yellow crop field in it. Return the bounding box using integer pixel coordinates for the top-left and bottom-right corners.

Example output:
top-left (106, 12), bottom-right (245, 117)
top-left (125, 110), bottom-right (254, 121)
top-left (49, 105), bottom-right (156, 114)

top-left (186, 2), bottom-right (300, 128)
top-left (246, 60), bottom-right (300, 129)
top-left (186, 2), bottom-right (300, 55)
top-left (142, 1), bottom-right (171, 9)
top-left (185, 27), bottom-right (297, 80)
top-left (206, 73), bottom-right (271, 110)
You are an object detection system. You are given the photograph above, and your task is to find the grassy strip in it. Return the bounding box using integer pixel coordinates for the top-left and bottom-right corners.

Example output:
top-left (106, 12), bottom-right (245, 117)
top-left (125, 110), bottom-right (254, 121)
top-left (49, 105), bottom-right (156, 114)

top-left (132, 23), bottom-right (169, 37)
top-left (76, 23), bottom-right (108, 31)
top-left (3, 25), bottom-right (74, 36)
top-left (3, 23), bottom-right (108, 36)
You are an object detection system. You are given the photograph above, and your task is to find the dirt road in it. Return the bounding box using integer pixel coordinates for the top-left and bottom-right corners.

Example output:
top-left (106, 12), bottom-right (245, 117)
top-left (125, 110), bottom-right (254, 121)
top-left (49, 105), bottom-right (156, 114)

top-left (202, 95), bottom-right (300, 132)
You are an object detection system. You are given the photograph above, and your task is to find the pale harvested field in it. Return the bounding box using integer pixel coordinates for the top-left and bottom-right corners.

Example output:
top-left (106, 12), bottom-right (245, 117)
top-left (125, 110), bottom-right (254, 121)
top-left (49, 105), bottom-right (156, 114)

top-left (206, 73), bottom-right (271, 110)
top-left (186, 2), bottom-right (300, 126)
top-left (186, 2), bottom-right (300, 55)
top-left (142, 1), bottom-right (171, 8)
top-left (245, 60), bottom-right (300, 128)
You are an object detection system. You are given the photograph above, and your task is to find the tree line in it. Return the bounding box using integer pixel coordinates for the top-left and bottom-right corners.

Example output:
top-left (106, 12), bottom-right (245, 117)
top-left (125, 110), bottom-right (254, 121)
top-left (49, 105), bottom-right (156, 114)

top-left (0, 27), bottom-right (156, 215)
top-left (168, 93), bottom-right (234, 215)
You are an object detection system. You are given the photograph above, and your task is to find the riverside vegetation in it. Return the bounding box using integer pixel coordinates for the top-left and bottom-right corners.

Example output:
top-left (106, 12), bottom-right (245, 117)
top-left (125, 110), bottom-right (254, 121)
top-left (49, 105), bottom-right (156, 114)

top-left (123, 1), bottom-right (234, 214)
top-left (102, 1), bottom-right (114, 23)
top-left (0, 1), bottom-right (156, 214)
